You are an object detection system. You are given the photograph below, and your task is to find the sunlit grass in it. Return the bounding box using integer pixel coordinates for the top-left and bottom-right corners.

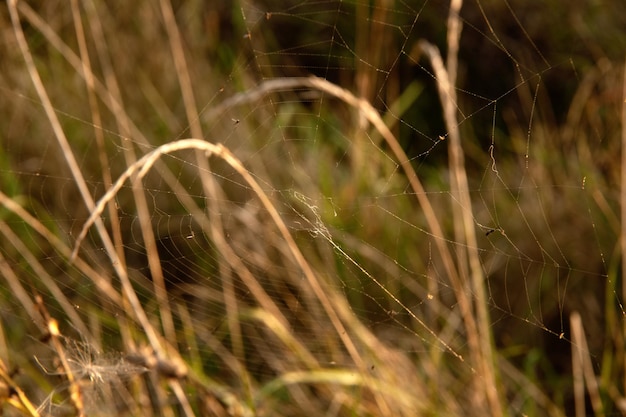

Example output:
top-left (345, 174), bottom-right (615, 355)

top-left (0, 1), bottom-right (624, 416)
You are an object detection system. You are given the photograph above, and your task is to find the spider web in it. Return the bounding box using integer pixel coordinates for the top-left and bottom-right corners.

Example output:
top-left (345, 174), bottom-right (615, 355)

top-left (0, 0), bottom-right (623, 415)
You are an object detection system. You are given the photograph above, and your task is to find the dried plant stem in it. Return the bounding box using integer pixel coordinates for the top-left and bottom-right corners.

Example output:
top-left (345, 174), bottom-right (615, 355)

top-left (621, 57), bottom-right (626, 398)
top-left (156, 0), bottom-right (207, 349)
top-left (71, 70), bottom-right (471, 366)
top-left (69, 0), bottom-right (125, 269)
top-left (0, 250), bottom-right (38, 324)
top-left (160, 0), bottom-right (246, 376)
top-left (159, 1), bottom-right (247, 394)
top-left (202, 75), bottom-right (473, 365)
top-left (72, 139), bottom-right (364, 365)
top-left (0, 358), bottom-right (40, 417)
top-left (15, 0), bottom-right (217, 322)
top-left (0, 191), bottom-right (123, 307)
top-left (8, 0), bottom-right (165, 360)
top-left (36, 300), bottom-right (85, 417)
top-left (205, 76), bottom-right (463, 299)
top-left (80, 0), bottom-right (181, 355)
top-left (0, 222), bottom-right (90, 336)
top-left (418, 0), bottom-right (502, 414)
top-left (570, 312), bottom-right (604, 416)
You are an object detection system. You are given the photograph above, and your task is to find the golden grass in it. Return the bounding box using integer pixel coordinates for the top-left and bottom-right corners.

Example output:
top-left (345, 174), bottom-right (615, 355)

top-left (0, 1), bottom-right (624, 416)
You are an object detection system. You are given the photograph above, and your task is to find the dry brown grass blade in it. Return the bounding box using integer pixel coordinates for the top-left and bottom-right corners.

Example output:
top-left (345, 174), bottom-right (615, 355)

top-left (420, 37), bottom-right (502, 415)
top-left (156, 0), bottom-right (205, 349)
top-left (622, 57), bottom-right (626, 399)
top-left (15, 0), bottom-right (215, 235)
top-left (0, 250), bottom-right (38, 324)
top-left (206, 75), bottom-right (470, 365)
top-left (159, 0), bottom-right (247, 393)
top-left (69, 140), bottom-right (291, 336)
top-left (71, 139), bottom-right (367, 375)
top-left (0, 222), bottom-right (90, 337)
top-left (0, 190), bottom-right (123, 308)
top-left (8, 0), bottom-right (95, 215)
top-left (77, 0), bottom-right (181, 353)
top-left (205, 75), bottom-right (462, 298)
top-left (71, 71), bottom-right (470, 369)
top-left (159, 0), bottom-right (202, 139)
top-left (417, 0), bottom-right (501, 413)
top-left (570, 311), bottom-right (604, 416)
top-left (8, 0), bottom-right (165, 358)
top-left (0, 358), bottom-right (40, 417)
top-left (36, 300), bottom-right (85, 417)
top-left (69, 0), bottom-right (124, 266)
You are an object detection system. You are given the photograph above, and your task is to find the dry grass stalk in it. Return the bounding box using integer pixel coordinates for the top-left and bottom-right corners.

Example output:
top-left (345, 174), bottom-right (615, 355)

top-left (8, 0), bottom-right (165, 360)
top-left (621, 56), bottom-right (626, 401)
top-left (417, 0), bottom-right (501, 412)
top-left (3, 1), bottom-right (623, 415)
top-left (570, 311), bottom-right (604, 416)
top-left (36, 298), bottom-right (85, 417)
top-left (0, 358), bottom-right (40, 417)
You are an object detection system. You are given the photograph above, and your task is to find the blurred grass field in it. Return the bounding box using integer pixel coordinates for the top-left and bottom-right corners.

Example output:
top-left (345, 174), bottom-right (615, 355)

top-left (0, 1), bottom-right (625, 416)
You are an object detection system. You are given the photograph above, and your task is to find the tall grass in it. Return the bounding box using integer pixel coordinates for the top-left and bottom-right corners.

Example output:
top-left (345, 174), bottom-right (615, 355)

top-left (0, 1), bottom-right (624, 416)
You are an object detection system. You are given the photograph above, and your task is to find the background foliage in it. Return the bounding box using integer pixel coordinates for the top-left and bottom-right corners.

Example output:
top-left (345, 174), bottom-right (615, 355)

top-left (0, 1), bottom-right (625, 416)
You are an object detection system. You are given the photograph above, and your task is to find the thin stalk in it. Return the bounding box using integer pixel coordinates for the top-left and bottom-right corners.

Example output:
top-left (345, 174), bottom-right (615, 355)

top-left (571, 312), bottom-right (604, 416)
top-left (621, 57), bottom-right (626, 397)
top-left (193, 76), bottom-right (472, 364)
top-left (419, 0), bottom-right (502, 413)
top-left (8, 0), bottom-right (165, 359)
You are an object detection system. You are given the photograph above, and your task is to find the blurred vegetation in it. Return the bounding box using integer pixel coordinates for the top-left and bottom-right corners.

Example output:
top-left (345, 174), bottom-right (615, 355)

top-left (0, 0), bottom-right (625, 416)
